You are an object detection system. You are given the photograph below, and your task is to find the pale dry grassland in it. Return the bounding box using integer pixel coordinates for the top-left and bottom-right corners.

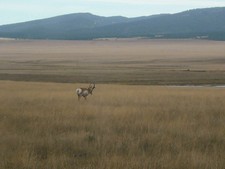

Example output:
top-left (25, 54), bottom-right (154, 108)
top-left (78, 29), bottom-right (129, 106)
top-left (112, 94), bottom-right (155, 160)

top-left (0, 39), bottom-right (225, 84)
top-left (0, 81), bottom-right (225, 169)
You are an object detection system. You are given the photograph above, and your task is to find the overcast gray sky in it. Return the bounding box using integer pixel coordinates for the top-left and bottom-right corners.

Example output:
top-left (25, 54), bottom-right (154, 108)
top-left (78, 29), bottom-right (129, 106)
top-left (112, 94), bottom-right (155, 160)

top-left (1, 0), bottom-right (225, 25)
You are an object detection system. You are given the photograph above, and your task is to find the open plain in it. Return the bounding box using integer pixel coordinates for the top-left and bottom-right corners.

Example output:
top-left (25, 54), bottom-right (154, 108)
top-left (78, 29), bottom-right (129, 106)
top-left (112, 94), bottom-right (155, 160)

top-left (0, 39), bottom-right (225, 169)
top-left (0, 39), bottom-right (225, 85)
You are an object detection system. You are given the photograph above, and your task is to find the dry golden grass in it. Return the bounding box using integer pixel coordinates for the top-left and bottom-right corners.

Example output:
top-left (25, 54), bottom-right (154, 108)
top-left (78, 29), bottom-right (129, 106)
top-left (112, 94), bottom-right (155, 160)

top-left (1, 80), bottom-right (225, 169)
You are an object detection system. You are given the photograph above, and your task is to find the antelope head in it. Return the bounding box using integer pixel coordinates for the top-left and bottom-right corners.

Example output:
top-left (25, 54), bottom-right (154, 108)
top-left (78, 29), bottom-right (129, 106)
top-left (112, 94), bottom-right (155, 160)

top-left (88, 83), bottom-right (95, 95)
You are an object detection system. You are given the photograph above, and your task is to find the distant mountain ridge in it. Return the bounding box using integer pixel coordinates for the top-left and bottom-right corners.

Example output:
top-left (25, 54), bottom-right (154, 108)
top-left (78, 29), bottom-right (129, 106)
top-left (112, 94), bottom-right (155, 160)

top-left (0, 7), bottom-right (225, 40)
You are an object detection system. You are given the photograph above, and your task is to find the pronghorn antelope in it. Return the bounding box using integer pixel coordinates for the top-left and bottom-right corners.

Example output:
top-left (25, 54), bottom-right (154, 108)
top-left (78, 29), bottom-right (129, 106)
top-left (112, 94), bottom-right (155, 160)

top-left (76, 83), bottom-right (95, 100)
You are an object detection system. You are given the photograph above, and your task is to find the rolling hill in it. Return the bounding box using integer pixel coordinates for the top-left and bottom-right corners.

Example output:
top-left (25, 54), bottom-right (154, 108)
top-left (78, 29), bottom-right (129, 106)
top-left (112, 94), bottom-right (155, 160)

top-left (0, 7), bottom-right (225, 40)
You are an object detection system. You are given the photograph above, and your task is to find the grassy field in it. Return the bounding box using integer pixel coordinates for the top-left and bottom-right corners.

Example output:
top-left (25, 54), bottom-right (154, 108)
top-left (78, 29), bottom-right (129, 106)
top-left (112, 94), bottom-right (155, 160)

top-left (0, 39), bottom-right (225, 85)
top-left (1, 80), bottom-right (225, 169)
top-left (1, 39), bottom-right (225, 168)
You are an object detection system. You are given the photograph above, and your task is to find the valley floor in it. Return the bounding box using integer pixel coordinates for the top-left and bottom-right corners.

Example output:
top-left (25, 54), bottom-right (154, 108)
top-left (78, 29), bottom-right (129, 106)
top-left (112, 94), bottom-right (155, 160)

top-left (1, 39), bottom-right (225, 85)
